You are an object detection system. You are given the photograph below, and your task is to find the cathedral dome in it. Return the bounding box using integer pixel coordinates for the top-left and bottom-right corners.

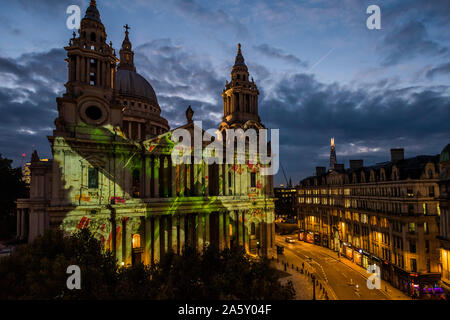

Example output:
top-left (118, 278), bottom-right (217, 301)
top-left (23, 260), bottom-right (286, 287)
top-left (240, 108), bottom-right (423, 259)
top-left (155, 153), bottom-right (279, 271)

top-left (115, 69), bottom-right (158, 105)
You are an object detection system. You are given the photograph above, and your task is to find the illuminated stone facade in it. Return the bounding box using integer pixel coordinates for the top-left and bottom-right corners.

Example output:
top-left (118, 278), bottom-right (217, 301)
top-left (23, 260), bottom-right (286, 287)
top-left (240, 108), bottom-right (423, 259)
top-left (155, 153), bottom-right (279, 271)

top-left (438, 144), bottom-right (450, 295)
top-left (296, 148), bottom-right (442, 298)
top-left (16, 1), bottom-right (275, 265)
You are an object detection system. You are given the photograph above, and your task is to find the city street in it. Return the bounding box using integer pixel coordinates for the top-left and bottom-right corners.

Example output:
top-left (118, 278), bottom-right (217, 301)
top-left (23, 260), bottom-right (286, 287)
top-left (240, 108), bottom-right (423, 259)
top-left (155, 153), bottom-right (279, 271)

top-left (275, 234), bottom-right (409, 300)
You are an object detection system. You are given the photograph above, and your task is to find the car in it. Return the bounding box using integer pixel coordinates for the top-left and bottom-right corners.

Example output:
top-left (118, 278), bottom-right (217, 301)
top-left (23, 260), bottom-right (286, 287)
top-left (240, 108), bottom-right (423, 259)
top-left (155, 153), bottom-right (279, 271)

top-left (285, 237), bottom-right (295, 243)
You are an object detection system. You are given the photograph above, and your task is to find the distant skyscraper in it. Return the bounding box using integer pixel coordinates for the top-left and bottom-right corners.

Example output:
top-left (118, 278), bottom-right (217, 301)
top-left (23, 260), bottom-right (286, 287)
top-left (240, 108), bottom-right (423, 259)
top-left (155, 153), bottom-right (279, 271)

top-left (329, 138), bottom-right (337, 171)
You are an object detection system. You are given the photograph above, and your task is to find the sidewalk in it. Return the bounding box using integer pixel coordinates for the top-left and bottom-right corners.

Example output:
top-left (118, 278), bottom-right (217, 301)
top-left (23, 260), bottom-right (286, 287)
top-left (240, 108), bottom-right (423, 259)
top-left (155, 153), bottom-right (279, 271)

top-left (272, 259), bottom-right (332, 300)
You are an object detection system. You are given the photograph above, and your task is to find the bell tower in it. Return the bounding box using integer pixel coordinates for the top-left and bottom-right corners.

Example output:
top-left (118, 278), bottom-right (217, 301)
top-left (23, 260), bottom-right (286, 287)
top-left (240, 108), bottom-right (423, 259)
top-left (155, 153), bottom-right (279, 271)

top-left (219, 44), bottom-right (262, 131)
top-left (56, 0), bottom-right (120, 136)
top-left (118, 24), bottom-right (136, 72)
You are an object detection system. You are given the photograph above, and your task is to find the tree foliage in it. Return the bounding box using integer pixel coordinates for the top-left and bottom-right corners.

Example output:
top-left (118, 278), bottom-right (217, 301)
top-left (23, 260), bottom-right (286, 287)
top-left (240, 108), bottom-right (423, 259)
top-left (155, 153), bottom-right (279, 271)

top-left (0, 229), bottom-right (295, 300)
top-left (0, 154), bottom-right (28, 239)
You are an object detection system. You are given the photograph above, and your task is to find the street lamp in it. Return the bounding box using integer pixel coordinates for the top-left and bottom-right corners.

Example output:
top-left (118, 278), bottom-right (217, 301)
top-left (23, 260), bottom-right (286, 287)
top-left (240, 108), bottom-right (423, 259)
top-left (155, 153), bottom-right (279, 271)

top-left (311, 274), bottom-right (316, 300)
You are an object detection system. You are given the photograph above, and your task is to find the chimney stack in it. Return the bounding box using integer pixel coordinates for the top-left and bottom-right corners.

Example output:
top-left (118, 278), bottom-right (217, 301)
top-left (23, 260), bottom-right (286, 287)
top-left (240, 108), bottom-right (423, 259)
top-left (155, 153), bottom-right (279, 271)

top-left (390, 148), bottom-right (404, 162)
top-left (316, 166), bottom-right (326, 176)
top-left (349, 159), bottom-right (364, 170)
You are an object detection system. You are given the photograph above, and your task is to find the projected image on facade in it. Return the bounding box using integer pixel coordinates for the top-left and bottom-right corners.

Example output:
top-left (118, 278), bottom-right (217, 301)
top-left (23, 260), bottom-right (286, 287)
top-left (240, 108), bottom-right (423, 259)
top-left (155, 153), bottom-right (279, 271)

top-left (16, 0), bottom-right (276, 266)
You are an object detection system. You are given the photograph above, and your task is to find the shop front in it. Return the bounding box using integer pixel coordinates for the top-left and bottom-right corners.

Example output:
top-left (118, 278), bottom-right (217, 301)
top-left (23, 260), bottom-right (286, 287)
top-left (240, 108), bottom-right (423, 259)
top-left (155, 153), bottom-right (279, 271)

top-left (361, 251), bottom-right (370, 269)
top-left (314, 233), bottom-right (321, 245)
top-left (322, 235), bottom-right (329, 248)
top-left (354, 250), bottom-right (362, 267)
top-left (343, 243), bottom-right (353, 260)
top-left (306, 232), bottom-right (314, 243)
top-left (298, 230), bottom-right (305, 241)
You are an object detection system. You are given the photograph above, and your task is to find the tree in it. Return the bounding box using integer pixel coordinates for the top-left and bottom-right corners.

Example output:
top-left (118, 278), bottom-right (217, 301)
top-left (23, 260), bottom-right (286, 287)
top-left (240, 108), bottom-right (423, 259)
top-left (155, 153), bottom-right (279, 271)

top-left (0, 228), bottom-right (295, 300)
top-left (0, 154), bottom-right (29, 240)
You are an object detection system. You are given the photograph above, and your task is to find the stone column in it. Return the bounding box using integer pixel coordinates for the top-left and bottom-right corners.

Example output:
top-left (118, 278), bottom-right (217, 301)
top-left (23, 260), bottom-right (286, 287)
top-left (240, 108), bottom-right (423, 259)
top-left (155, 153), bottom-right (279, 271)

top-left (86, 57), bottom-right (90, 83)
top-left (179, 215), bottom-right (185, 253)
top-left (180, 164), bottom-right (185, 196)
top-left (106, 62), bottom-right (111, 88)
top-left (198, 213), bottom-right (205, 250)
top-left (76, 56), bottom-right (80, 82)
top-left (219, 211), bottom-right (224, 250)
top-left (224, 212), bottom-right (230, 249)
top-left (171, 162), bottom-right (177, 197)
top-left (242, 211), bottom-right (249, 253)
top-left (80, 57), bottom-right (85, 83)
top-left (203, 161), bottom-right (209, 196)
top-left (96, 59), bottom-right (100, 85)
top-left (219, 164), bottom-right (224, 196)
top-left (123, 219), bottom-right (132, 266)
top-left (144, 217), bottom-right (151, 265)
top-left (154, 156), bottom-right (160, 197)
top-left (145, 157), bottom-right (151, 198)
top-left (205, 213), bottom-right (210, 248)
top-left (194, 163), bottom-right (201, 196)
top-left (170, 216), bottom-right (177, 253)
top-left (153, 217), bottom-right (160, 263)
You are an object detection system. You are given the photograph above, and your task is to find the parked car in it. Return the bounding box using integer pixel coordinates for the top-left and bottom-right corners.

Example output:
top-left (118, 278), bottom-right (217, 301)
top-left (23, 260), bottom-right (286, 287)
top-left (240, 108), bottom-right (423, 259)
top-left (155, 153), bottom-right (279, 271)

top-left (285, 237), bottom-right (295, 243)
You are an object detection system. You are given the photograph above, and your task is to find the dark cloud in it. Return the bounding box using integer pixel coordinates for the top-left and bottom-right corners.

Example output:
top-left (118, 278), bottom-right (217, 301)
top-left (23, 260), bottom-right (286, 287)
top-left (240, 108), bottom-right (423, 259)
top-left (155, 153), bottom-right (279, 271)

top-left (0, 49), bottom-right (66, 164)
top-left (259, 73), bottom-right (450, 184)
top-left (379, 21), bottom-right (448, 66)
top-left (253, 44), bottom-right (308, 67)
top-left (426, 62), bottom-right (450, 79)
top-left (1, 42), bottom-right (449, 187)
top-left (170, 0), bottom-right (248, 38)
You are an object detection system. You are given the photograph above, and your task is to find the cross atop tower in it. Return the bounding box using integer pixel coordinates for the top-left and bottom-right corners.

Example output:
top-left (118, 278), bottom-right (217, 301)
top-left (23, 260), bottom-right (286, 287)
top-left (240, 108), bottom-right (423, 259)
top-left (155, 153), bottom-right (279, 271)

top-left (124, 24), bottom-right (130, 35)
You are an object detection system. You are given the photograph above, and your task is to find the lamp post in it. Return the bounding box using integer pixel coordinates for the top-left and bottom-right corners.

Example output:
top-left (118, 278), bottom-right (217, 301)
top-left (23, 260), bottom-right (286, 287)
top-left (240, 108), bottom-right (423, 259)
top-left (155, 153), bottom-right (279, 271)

top-left (312, 274), bottom-right (316, 300)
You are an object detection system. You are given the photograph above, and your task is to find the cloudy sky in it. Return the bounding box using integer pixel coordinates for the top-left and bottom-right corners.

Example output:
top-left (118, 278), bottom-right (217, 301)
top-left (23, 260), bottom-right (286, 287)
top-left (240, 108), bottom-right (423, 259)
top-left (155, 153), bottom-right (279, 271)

top-left (0, 0), bottom-right (449, 185)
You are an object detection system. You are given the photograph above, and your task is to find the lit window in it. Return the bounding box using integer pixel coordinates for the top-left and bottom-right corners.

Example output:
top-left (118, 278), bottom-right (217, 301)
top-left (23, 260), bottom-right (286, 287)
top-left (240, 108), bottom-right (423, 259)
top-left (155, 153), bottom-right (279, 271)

top-left (132, 234), bottom-right (141, 248)
top-left (88, 168), bottom-right (99, 188)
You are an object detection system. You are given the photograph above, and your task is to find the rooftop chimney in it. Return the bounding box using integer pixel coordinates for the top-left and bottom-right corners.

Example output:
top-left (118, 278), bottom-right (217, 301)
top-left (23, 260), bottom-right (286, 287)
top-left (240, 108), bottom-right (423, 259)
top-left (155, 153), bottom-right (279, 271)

top-left (349, 159), bottom-right (364, 170)
top-left (390, 148), bottom-right (404, 162)
top-left (316, 166), bottom-right (326, 176)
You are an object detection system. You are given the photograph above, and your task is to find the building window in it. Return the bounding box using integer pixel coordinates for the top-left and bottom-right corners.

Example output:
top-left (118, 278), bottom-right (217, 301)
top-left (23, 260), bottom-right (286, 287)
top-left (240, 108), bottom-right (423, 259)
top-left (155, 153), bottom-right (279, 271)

top-left (132, 234), bottom-right (141, 248)
top-left (425, 240), bottom-right (429, 253)
top-left (424, 222), bottom-right (429, 234)
top-left (251, 172), bottom-right (256, 188)
top-left (408, 222), bottom-right (416, 233)
top-left (251, 222), bottom-right (256, 235)
top-left (410, 258), bottom-right (417, 272)
top-left (132, 169), bottom-right (140, 198)
top-left (409, 240), bottom-right (416, 253)
top-left (88, 168), bottom-right (99, 188)
top-left (428, 186), bottom-right (435, 197)
top-left (407, 188), bottom-right (414, 197)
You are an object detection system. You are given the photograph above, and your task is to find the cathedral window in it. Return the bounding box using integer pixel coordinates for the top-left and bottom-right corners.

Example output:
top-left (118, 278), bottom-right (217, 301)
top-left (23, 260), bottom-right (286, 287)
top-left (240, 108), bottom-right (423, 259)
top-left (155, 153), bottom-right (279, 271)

top-left (90, 32), bottom-right (96, 42)
top-left (88, 168), bottom-right (99, 188)
top-left (132, 169), bottom-right (141, 198)
top-left (85, 105), bottom-right (102, 121)
top-left (251, 172), bottom-right (256, 188)
top-left (251, 223), bottom-right (256, 235)
top-left (132, 234), bottom-right (141, 248)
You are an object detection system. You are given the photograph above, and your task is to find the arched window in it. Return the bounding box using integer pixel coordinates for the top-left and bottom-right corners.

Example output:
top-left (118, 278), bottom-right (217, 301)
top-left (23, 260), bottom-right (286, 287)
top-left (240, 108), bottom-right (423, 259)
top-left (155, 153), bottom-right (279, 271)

top-left (251, 222), bottom-right (256, 235)
top-left (132, 234), bottom-right (141, 248)
top-left (90, 32), bottom-right (96, 42)
top-left (132, 169), bottom-right (140, 198)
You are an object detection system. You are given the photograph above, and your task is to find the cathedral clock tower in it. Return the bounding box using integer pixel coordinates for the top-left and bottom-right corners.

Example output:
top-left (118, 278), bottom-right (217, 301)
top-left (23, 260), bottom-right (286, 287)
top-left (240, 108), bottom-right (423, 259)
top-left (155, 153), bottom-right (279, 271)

top-left (55, 0), bottom-right (120, 136)
top-left (219, 44), bottom-right (263, 131)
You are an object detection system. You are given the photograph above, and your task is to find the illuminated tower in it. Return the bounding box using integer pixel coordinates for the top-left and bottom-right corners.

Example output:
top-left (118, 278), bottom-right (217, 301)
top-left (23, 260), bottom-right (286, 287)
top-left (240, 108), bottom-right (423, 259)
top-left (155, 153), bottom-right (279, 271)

top-left (219, 44), bottom-right (263, 131)
top-left (55, 0), bottom-right (120, 135)
top-left (330, 138), bottom-right (337, 171)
